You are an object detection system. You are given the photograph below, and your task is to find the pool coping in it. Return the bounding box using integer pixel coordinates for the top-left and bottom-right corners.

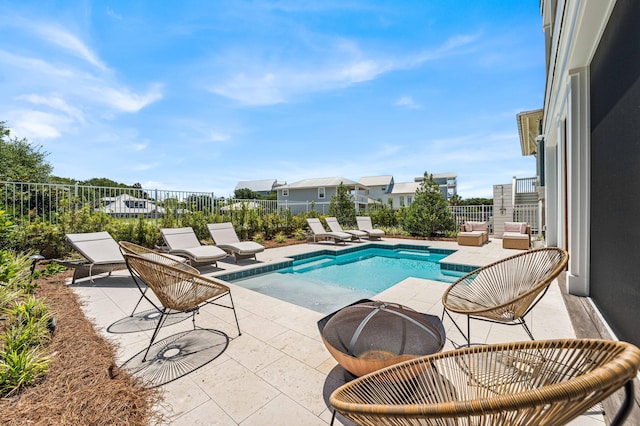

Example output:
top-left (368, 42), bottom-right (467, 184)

top-left (213, 243), bottom-right (480, 282)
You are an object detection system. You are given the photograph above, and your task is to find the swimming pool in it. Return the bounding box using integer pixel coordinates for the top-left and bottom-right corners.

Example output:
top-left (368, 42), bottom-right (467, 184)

top-left (226, 246), bottom-right (475, 314)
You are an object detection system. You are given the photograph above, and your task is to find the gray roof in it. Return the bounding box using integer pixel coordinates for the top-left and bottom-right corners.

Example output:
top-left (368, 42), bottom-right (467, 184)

top-left (281, 177), bottom-right (369, 190)
top-left (359, 175), bottom-right (394, 186)
top-left (391, 182), bottom-right (420, 194)
top-left (235, 179), bottom-right (278, 192)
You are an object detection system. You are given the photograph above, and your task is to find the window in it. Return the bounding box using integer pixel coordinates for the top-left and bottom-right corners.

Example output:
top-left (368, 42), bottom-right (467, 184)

top-left (399, 196), bottom-right (405, 206)
top-left (282, 188), bottom-right (289, 197)
top-left (381, 186), bottom-right (387, 192)
top-left (407, 196), bottom-right (412, 205)
top-left (318, 187), bottom-right (325, 199)
top-left (125, 200), bottom-right (146, 209)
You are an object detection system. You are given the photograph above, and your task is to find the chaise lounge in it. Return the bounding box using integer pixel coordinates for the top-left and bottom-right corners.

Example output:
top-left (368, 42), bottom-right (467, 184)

top-left (355, 216), bottom-right (385, 240)
top-left (325, 217), bottom-right (367, 241)
top-left (502, 221), bottom-right (531, 249)
top-left (59, 231), bottom-right (127, 284)
top-left (457, 221), bottom-right (489, 246)
top-left (207, 222), bottom-right (264, 263)
top-left (160, 227), bottom-right (228, 266)
top-left (306, 218), bottom-right (352, 244)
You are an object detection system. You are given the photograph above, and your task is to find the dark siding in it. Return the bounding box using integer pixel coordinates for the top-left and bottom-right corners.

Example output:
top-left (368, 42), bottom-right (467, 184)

top-left (590, 0), bottom-right (640, 347)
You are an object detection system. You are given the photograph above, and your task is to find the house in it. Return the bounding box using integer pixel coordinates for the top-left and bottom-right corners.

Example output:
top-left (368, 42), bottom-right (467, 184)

top-left (359, 175), bottom-right (394, 202)
top-left (234, 179), bottom-right (284, 196)
top-left (360, 173), bottom-right (457, 209)
top-left (276, 177), bottom-right (369, 215)
top-left (531, 0), bottom-right (638, 347)
top-left (96, 193), bottom-right (165, 218)
top-left (389, 182), bottom-right (419, 207)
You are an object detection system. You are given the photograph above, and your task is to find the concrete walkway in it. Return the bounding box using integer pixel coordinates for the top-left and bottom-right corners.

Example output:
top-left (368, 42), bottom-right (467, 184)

top-left (70, 238), bottom-right (604, 425)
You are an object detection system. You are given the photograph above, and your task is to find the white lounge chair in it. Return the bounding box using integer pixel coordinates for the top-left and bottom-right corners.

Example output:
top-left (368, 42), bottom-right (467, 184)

top-left (306, 218), bottom-right (351, 245)
top-left (60, 232), bottom-right (127, 284)
top-left (207, 222), bottom-right (264, 263)
top-left (325, 217), bottom-right (366, 241)
top-left (356, 216), bottom-right (385, 240)
top-left (160, 227), bottom-right (227, 266)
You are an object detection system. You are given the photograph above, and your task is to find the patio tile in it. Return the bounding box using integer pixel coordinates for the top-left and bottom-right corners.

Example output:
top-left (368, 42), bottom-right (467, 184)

top-left (170, 400), bottom-right (236, 426)
top-left (225, 333), bottom-right (285, 373)
top-left (267, 329), bottom-right (330, 368)
top-left (196, 358), bottom-right (280, 423)
top-left (256, 355), bottom-right (328, 416)
top-left (240, 394), bottom-right (326, 426)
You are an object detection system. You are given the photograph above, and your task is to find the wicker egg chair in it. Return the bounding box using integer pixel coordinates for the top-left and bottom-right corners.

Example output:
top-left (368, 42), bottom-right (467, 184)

top-left (442, 247), bottom-right (569, 346)
top-left (118, 241), bottom-right (196, 317)
top-left (330, 339), bottom-right (640, 425)
top-left (122, 253), bottom-right (241, 362)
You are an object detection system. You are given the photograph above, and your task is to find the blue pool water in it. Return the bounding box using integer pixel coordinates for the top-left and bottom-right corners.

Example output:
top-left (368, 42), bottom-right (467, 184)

top-left (231, 247), bottom-right (467, 314)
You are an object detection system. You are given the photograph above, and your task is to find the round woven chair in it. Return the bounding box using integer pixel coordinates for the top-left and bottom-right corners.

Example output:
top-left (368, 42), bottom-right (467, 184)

top-left (442, 247), bottom-right (569, 346)
top-left (122, 253), bottom-right (241, 362)
top-left (330, 339), bottom-right (640, 425)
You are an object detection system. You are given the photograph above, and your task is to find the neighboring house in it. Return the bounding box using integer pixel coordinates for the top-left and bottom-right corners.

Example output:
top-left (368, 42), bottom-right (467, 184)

top-left (532, 0), bottom-right (638, 347)
top-left (421, 173), bottom-right (458, 200)
top-left (359, 175), bottom-right (394, 202)
top-left (389, 182), bottom-right (419, 207)
top-left (276, 177), bottom-right (369, 215)
top-left (96, 193), bottom-right (165, 218)
top-left (234, 179), bottom-right (284, 196)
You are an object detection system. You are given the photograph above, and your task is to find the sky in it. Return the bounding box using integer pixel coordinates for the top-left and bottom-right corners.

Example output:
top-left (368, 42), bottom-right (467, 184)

top-left (0, 0), bottom-right (543, 199)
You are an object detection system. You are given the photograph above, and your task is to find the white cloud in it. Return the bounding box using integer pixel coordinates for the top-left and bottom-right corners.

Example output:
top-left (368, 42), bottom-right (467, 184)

top-left (210, 132), bottom-right (230, 142)
top-left (17, 94), bottom-right (85, 122)
top-left (91, 83), bottom-right (164, 113)
top-left (28, 23), bottom-right (108, 71)
top-left (6, 109), bottom-right (72, 140)
top-left (207, 33), bottom-right (478, 106)
top-left (394, 96), bottom-right (421, 109)
top-left (132, 143), bottom-right (148, 151)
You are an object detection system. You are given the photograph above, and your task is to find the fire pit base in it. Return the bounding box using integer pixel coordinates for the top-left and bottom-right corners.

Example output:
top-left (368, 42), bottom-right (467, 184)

top-left (318, 299), bottom-right (446, 377)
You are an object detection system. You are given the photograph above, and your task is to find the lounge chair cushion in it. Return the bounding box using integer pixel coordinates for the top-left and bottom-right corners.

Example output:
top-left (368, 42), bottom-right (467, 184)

top-left (66, 232), bottom-right (124, 265)
top-left (504, 222), bottom-right (527, 233)
top-left (503, 232), bottom-right (529, 240)
top-left (469, 221), bottom-right (488, 231)
top-left (168, 246), bottom-right (227, 263)
top-left (207, 223), bottom-right (265, 257)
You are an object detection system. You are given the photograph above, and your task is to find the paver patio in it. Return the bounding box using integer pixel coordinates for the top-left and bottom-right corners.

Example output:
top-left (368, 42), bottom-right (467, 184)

top-left (69, 238), bottom-right (606, 425)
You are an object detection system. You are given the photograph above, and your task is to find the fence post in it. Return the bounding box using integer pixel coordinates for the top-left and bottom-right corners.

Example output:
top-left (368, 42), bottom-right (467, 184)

top-left (154, 189), bottom-right (158, 226)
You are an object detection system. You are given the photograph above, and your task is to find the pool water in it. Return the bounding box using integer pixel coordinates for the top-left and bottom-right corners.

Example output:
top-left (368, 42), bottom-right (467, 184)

top-left (232, 247), bottom-right (466, 314)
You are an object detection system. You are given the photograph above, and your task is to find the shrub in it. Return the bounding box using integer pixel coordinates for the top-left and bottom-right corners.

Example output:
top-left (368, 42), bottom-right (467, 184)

top-left (274, 232), bottom-right (286, 244)
top-left (252, 232), bottom-right (264, 245)
top-left (329, 182), bottom-right (356, 227)
top-left (403, 172), bottom-right (456, 237)
top-left (294, 228), bottom-right (307, 240)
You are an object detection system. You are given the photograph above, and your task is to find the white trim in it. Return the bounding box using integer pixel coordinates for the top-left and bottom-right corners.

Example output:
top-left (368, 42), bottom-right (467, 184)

top-left (318, 187), bottom-right (325, 199)
top-left (566, 67), bottom-right (591, 297)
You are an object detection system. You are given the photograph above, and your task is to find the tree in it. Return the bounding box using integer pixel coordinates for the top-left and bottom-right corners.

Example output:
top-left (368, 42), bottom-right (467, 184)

top-left (403, 172), bottom-right (456, 237)
top-left (0, 121), bottom-right (52, 182)
top-left (329, 182), bottom-right (356, 226)
top-left (464, 197), bottom-right (493, 205)
top-left (448, 194), bottom-right (463, 206)
top-left (234, 188), bottom-right (261, 199)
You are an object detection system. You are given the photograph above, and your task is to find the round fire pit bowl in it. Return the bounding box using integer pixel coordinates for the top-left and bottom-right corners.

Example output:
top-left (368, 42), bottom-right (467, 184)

top-left (318, 299), bottom-right (446, 377)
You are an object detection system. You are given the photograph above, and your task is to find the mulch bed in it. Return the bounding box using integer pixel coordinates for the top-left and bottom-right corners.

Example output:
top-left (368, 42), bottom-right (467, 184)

top-left (0, 271), bottom-right (165, 426)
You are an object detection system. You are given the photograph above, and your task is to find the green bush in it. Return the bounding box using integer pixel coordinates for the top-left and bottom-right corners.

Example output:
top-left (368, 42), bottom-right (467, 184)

top-left (403, 172), bottom-right (456, 237)
top-left (329, 182), bottom-right (356, 227)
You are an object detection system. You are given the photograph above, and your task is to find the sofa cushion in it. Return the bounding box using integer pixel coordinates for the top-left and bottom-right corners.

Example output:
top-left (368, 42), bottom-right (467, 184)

top-left (504, 222), bottom-right (525, 233)
top-left (503, 232), bottom-right (529, 240)
top-left (470, 221), bottom-right (488, 232)
top-left (465, 223), bottom-right (473, 232)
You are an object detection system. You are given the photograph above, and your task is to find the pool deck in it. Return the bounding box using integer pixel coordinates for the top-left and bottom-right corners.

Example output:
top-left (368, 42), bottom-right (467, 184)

top-left (70, 237), bottom-right (606, 425)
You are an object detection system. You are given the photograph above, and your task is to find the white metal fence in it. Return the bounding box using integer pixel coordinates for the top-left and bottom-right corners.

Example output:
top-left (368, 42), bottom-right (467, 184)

top-left (1, 181), bottom-right (278, 225)
top-left (2, 181), bottom-right (537, 235)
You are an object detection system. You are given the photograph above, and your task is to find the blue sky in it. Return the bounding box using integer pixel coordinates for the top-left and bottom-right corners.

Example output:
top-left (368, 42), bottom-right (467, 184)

top-left (0, 1), bottom-right (542, 198)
